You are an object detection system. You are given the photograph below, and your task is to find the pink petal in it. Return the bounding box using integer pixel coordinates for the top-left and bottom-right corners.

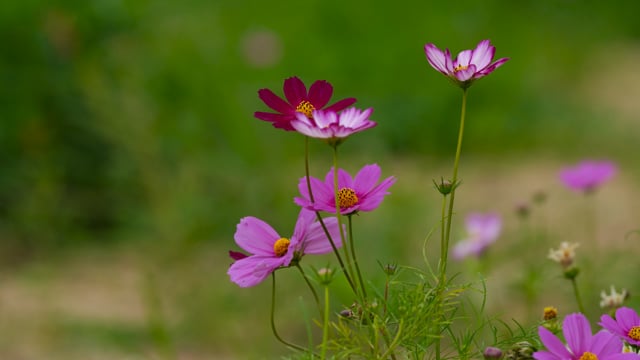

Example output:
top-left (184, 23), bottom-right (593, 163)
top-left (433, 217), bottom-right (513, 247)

top-left (589, 330), bottom-right (622, 358)
top-left (292, 208), bottom-right (316, 245)
top-left (616, 307), bottom-right (640, 331)
top-left (599, 314), bottom-right (624, 336)
top-left (234, 216), bottom-right (280, 256)
top-left (258, 88), bottom-right (294, 114)
top-left (325, 97), bottom-right (357, 112)
top-left (453, 64), bottom-right (477, 81)
top-left (302, 217), bottom-right (343, 254)
top-left (532, 351), bottom-right (560, 360)
top-left (538, 326), bottom-right (573, 359)
top-left (313, 109), bottom-right (338, 129)
top-left (353, 164), bottom-right (382, 193)
top-left (308, 80), bottom-right (333, 108)
top-left (227, 256), bottom-right (284, 288)
top-left (337, 168), bottom-right (354, 189)
top-left (476, 57), bottom-right (510, 76)
top-left (563, 313), bottom-right (592, 356)
top-left (283, 76), bottom-right (307, 107)
top-left (455, 49), bottom-right (473, 66)
top-left (424, 43), bottom-right (449, 74)
top-left (470, 40), bottom-right (495, 70)
top-left (357, 176), bottom-right (395, 212)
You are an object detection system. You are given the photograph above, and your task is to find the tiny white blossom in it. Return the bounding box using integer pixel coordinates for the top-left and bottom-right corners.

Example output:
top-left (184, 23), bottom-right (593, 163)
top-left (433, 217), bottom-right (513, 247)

top-left (548, 242), bottom-right (579, 268)
top-left (600, 285), bottom-right (628, 309)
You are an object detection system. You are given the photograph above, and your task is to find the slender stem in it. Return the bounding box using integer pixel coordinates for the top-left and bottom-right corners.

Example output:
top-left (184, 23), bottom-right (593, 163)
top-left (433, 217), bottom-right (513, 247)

top-left (439, 194), bottom-right (448, 276)
top-left (570, 277), bottom-right (586, 314)
top-left (348, 215), bottom-right (367, 300)
top-left (296, 263), bottom-right (322, 317)
top-left (321, 285), bottom-right (330, 360)
top-left (270, 273), bottom-right (307, 352)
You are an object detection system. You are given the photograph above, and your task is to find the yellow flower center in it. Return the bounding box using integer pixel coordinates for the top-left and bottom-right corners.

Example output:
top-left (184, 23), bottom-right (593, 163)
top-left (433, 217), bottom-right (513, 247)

top-left (628, 326), bottom-right (640, 341)
top-left (337, 188), bottom-right (359, 209)
top-left (295, 100), bottom-right (315, 118)
top-left (543, 306), bottom-right (558, 320)
top-left (454, 64), bottom-right (469, 73)
top-left (579, 352), bottom-right (598, 360)
top-left (273, 237), bottom-right (290, 257)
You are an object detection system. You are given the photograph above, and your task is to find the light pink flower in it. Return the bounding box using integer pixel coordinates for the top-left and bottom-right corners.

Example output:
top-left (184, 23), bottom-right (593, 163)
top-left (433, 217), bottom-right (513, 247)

top-left (559, 160), bottom-right (617, 193)
top-left (452, 212), bottom-right (502, 260)
top-left (424, 39), bottom-right (509, 89)
top-left (291, 107), bottom-right (377, 144)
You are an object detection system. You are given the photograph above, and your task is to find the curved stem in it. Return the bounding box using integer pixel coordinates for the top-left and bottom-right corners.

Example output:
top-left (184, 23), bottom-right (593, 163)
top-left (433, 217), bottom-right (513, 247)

top-left (270, 273), bottom-right (307, 352)
top-left (570, 277), bottom-right (586, 314)
top-left (295, 264), bottom-right (322, 317)
top-left (348, 215), bottom-right (367, 300)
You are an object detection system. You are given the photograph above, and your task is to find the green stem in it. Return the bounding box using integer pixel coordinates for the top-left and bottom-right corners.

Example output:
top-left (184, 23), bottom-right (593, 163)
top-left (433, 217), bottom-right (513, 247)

top-left (570, 277), bottom-right (586, 314)
top-left (439, 193), bottom-right (448, 276)
top-left (270, 273), bottom-right (307, 352)
top-left (348, 215), bottom-right (367, 300)
top-left (321, 285), bottom-right (330, 360)
top-left (296, 263), bottom-right (322, 317)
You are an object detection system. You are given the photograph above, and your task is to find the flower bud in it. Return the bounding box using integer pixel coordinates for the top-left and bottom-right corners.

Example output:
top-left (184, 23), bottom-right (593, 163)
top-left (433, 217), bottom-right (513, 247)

top-left (483, 346), bottom-right (503, 360)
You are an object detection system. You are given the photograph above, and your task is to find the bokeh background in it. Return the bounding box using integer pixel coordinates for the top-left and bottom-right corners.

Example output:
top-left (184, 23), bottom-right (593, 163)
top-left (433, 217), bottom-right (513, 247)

top-left (1, 0), bottom-right (640, 358)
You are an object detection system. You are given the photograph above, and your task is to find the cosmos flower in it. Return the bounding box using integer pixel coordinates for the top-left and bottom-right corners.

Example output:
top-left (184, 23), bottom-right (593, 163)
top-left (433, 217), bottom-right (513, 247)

top-left (227, 209), bottom-right (342, 287)
top-left (452, 212), bottom-right (502, 260)
top-left (559, 160), bottom-right (618, 194)
top-left (254, 76), bottom-right (356, 131)
top-left (600, 307), bottom-right (640, 347)
top-left (291, 107), bottom-right (377, 145)
top-left (424, 39), bottom-right (509, 89)
top-left (295, 164), bottom-right (395, 215)
top-left (534, 313), bottom-right (638, 360)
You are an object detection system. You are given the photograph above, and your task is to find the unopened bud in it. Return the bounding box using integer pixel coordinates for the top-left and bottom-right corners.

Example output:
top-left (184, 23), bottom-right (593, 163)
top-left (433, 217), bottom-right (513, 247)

top-left (483, 346), bottom-right (503, 360)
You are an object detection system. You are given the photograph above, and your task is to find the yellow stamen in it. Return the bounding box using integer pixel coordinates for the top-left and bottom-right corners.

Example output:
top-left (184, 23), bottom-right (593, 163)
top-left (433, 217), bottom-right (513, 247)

top-left (454, 64), bottom-right (469, 73)
top-left (543, 306), bottom-right (558, 321)
top-left (273, 237), bottom-right (290, 257)
top-left (337, 188), bottom-right (359, 209)
top-left (628, 326), bottom-right (640, 341)
top-left (295, 100), bottom-right (315, 118)
top-left (579, 352), bottom-right (598, 360)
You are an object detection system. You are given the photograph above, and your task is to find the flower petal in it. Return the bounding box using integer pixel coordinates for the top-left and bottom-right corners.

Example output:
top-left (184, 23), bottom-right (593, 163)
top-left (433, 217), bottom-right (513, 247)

top-left (258, 88), bottom-right (294, 114)
top-left (470, 39), bottom-right (495, 70)
top-left (476, 57), bottom-right (510, 77)
top-left (302, 217), bottom-right (343, 254)
top-left (337, 168), bottom-right (354, 189)
top-left (292, 208), bottom-right (316, 245)
top-left (308, 80), bottom-right (333, 108)
top-left (600, 314), bottom-right (625, 337)
top-left (563, 313), bottom-right (592, 356)
top-left (453, 64), bottom-right (477, 81)
top-left (616, 307), bottom-right (640, 331)
top-left (283, 76), bottom-right (307, 107)
top-left (357, 176), bottom-right (396, 212)
top-left (424, 43), bottom-right (449, 74)
top-left (325, 97), bottom-right (357, 112)
top-left (532, 351), bottom-right (560, 360)
top-left (455, 49), bottom-right (473, 66)
top-left (589, 330), bottom-right (622, 358)
top-left (228, 255), bottom-right (284, 287)
top-left (234, 216), bottom-right (280, 256)
top-left (538, 326), bottom-right (572, 359)
top-left (353, 164), bottom-right (382, 193)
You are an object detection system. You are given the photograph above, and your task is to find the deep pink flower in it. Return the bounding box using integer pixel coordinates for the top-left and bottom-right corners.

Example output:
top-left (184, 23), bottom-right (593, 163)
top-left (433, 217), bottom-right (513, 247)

top-left (600, 307), bottom-right (640, 347)
top-left (452, 212), bottom-right (502, 260)
top-left (424, 39), bottom-right (509, 89)
top-left (254, 76), bottom-right (356, 131)
top-left (291, 107), bottom-right (377, 144)
top-left (534, 313), bottom-right (638, 360)
top-left (559, 160), bottom-right (618, 193)
top-left (227, 209), bottom-right (342, 287)
top-left (295, 164), bottom-right (395, 215)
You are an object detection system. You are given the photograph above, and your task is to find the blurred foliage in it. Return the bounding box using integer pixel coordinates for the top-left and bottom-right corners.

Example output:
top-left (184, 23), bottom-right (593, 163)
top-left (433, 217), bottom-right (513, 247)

top-left (1, 0), bottom-right (639, 256)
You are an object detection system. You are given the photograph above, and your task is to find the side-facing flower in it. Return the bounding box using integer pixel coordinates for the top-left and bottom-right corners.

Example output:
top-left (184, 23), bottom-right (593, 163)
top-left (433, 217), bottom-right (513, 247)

top-left (452, 212), bottom-right (502, 260)
top-left (424, 39), bottom-right (509, 89)
top-left (559, 160), bottom-right (618, 194)
top-left (254, 76), bottom-right (356, 131)
top-left (295, 164), bottom-right (395, 215)
top-left (600, 307), bottom-right (640, 347)
top-left (291, 107), bottom-right (377, 146)
top-left (548, 242), bottom-right (580, 269)
top-left (228, 209), bottom-right (342, 287)
top-left (534, 313), bottom-right (638, 360)
top-left (600, 286), bottom-right (629, 309)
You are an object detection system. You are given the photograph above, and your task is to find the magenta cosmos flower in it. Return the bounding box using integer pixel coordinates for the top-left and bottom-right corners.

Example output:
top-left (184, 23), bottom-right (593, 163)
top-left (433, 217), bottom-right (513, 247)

top-left (534, 313), bottom-right (638, 360)
top-left (600, 307), bottom-right (640, 347)
top-left (254, 76), bottom-right (356, 131)
top-left (227, 208), bottom-right (342, 287)
top-left (291, 107), bottom-right (377, 145)
top-left (559, 160), bottom-right (618, 193)
top-left (452, 212), bottom-right (502, 260)
top-left (295, 164), bottom-right (395, 215)
top-left (424, 39), bottom-right (509, 89)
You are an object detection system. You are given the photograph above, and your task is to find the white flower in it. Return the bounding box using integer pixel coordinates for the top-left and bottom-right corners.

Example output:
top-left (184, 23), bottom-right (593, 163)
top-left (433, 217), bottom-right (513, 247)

top-left (600, 285), bottom-right (628, 309)
top-left (548, 242), bottom-right (579, 268)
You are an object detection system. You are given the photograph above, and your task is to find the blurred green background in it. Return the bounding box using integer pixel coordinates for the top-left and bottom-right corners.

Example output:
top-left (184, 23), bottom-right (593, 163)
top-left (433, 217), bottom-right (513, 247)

top-left (1, 0), bottom-right (640, 358)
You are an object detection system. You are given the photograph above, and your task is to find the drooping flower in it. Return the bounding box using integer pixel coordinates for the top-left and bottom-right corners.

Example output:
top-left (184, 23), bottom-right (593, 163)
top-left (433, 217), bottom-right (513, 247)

top-left (600, 286), bottom-right (629, 309)
top-left (291, 107), bottom-right (377, 145)
top-left (424, 39), bottom-right (509, 89)
top-left (254, 76), bottom-right (356, 131)
top-left (600, 307), bottom-right (640, 347)
top-left (295, 164), bottom-right (395, 215)
top-left (452, 212), bottom-right (502, 260)
top-left (548, 242), bottom-right (580, 269)
top-left (559, 160), bottom-right (618, 194)
top-left (534, 313), bottom-right (638, 360)
top-left (228, 208), bottom-right (342, 287)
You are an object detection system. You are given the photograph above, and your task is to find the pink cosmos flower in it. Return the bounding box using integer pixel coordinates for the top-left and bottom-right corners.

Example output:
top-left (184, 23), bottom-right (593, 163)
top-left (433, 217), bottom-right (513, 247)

top-left (534, 313), bottom-right (638, 360)
top-left (600, 307), bottom-right (640, 347)
top-left (424, 39), bottom-right (509, 89)
top-left (227, 209), bottom-right (342, 287)
top-left (291, 107), bottom-right (377, 144)
top-left (254, 76), bottom-right (356, 131)
top-left (295, 164), bottom-right (395, 215)
top-left (559, 160), bottom-right (618, 193)
top-left (452, 212), bottom-right (502, 260)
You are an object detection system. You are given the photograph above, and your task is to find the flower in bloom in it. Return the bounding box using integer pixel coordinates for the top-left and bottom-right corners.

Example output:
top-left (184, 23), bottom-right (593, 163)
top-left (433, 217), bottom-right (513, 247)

top-left (559, 160), bottom-right (618, 194)
top-left (254, 76), bottom-right (356, 131)
top-left (600, 286), bottom-right (629, 309)
top-left (295, 164), bottom-right (395, 215)
top-left (548, 242), bottom-right (580, 269)
top-left (291, 107), bottom-right (377, 145)
top-left (424, 39), bottom-right (509, 89)
top-left (600, 307), bottom-right (640, 347)
top-left (452, 212), bottom-right (502, 260)
top-left (227, 209), bottom-right (342, 287)
top-left (534, 313), bottom-right (639, 360)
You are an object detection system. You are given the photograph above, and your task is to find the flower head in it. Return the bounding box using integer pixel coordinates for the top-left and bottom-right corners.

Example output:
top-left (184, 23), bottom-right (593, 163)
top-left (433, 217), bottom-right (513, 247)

top-left (254, 76), bottom-right (356, 131)
top-left (600, 307), bottom-right (640, 347)
top-left (291, 107), bottom-right (377, 145)
top-left (295, 164), bottom-right (395, 215)
top-left (534, 313), bottom-right (638, 360)
top-left (452, 212), bottom-right (502, 260)
top-left (600, 286), bottom-right (629, 310)
top-left (424, 39), bottom-right (509, 89)
top-left (559, 160), bottom-right (617, 194)
top-left (227, 209), bottom-right (342, 287)
top-left (548, 242), bottom-right (580, 269)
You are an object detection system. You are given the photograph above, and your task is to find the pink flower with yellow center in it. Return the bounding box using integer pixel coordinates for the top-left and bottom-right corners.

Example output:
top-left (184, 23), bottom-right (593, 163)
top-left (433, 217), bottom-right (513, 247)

top-left (600, 307), bottom-right (640, 347)
top-left (254, 76), bottom-right (356, 131)
top-left (295, 164), bottom-right (395, 215)
top-left (424, 39), bottom-right (509, 89)
top-left (534, 313), bottom-right (638, 360)
top-left (227, 209), bottom-right (342, 287)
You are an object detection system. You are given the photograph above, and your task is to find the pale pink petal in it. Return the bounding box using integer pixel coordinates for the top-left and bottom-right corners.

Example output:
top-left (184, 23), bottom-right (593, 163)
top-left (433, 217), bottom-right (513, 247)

top-left (476, 58), bottom-right (510, 76)
top-left (470, 40), bottom-right (495, 70)
top-left (424, 43), bottom-right (449, 74)
top-left (453, 64), bottom-right (477, 81)
top-left (455, 49), bottom-right (473, 66)
top-left (228, 256), bottom-right (285, 288)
